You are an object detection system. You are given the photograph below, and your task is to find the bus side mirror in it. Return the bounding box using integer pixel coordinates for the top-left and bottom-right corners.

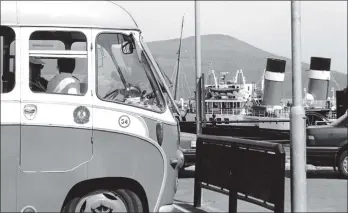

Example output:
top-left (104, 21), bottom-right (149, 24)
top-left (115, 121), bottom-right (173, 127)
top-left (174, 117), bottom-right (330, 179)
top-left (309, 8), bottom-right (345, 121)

top-left (121, 41), bottom-right (134, 55)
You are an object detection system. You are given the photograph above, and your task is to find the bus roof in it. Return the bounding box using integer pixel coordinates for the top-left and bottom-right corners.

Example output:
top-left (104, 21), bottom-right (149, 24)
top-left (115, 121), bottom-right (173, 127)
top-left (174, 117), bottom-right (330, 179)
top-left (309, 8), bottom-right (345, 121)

top-left (0, 1), bottom-right (140, 31)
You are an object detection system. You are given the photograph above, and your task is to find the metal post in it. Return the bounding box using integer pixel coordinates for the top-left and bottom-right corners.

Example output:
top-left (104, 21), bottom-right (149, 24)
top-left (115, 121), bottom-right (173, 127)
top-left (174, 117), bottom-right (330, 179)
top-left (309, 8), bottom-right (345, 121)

top-left (194, 1), bottom-right (204, 205)
top-left (0, 37), bottom-right (3, 93)
top-left (173, 16), bottom-right (185, 100)
top-left (290, 1), bottom-right (307, 212)
top-left (195, 0), bottom-right (202, 135)
top-left (201, 73), bottom-right (206, 128)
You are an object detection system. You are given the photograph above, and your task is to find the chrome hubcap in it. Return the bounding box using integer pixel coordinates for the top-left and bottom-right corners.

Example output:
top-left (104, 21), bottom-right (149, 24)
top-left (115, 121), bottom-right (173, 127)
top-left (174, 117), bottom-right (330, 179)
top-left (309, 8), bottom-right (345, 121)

top-left (75, 191), bottom-right (128, 213)
top-left (343, 156), bottom-right (348, 173)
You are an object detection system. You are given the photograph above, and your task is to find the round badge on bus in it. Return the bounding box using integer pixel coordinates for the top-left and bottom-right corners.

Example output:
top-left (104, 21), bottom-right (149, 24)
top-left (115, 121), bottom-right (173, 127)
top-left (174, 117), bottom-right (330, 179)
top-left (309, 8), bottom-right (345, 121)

top-left (73, 106), bottom-right (90, 124)
top-left (119, 115), bottom-right (130, 128)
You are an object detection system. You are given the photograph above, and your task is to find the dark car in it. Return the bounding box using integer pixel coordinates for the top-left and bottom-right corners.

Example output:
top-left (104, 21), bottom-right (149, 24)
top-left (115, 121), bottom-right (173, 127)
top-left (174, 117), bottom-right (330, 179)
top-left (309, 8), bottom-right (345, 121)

top-left (306, 111), bottom-right (348, 178)
top-left (179, 132), bottom-right (196, 168)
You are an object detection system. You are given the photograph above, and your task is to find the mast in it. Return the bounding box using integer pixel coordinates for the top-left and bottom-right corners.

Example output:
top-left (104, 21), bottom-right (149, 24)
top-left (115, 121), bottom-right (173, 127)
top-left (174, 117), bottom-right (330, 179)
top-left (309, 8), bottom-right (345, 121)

top-left (173, 14), bottom-right (185, 100)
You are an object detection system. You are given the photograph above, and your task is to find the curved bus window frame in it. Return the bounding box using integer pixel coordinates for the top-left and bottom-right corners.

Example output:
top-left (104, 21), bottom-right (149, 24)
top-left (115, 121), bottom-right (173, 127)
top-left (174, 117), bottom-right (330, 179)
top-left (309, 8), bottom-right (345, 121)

top-left (95, 31), bottom-right (167, 114)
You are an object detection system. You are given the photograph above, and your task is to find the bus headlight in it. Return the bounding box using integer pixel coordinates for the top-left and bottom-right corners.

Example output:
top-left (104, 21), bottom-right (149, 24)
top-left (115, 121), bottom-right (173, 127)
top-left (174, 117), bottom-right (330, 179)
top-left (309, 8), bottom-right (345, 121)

top-left (190, 140), bottom-right (196, 149)
top-left (156, 123), bottom-right (164, 146)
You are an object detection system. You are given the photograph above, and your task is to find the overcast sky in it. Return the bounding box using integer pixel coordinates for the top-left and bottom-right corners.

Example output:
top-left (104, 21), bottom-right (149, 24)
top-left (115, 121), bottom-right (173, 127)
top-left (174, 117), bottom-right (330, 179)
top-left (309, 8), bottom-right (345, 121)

top-left (117, 1), bottom-right (347, 73)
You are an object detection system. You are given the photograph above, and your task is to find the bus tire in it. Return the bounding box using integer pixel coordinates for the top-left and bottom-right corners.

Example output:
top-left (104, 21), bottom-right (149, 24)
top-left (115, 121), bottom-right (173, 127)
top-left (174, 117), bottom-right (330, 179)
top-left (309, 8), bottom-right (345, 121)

top-left (62, 189), bottom-right (144, 212)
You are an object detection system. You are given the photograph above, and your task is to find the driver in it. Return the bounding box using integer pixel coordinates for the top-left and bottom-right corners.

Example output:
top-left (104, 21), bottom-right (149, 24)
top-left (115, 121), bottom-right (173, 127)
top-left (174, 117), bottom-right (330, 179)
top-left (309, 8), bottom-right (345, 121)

top-left (47, 58), bottom-right (80, 95)
top-left (29, 57), bottom-right (48, 92)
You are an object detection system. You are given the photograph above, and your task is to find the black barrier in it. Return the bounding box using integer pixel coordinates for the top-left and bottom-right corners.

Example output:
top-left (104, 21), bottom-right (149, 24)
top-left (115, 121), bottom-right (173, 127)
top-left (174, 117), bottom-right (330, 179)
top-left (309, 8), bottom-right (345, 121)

top-left (179, 123), bottom-right (290, 141)
top-left (194, 134), bottom-right (286, 213)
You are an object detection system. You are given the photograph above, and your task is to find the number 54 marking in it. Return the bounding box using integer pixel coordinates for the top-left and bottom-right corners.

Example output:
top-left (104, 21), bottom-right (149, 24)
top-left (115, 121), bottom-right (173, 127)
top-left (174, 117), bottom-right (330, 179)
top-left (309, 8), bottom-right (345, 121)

top-left (119, 115), bottom-right (131, 128)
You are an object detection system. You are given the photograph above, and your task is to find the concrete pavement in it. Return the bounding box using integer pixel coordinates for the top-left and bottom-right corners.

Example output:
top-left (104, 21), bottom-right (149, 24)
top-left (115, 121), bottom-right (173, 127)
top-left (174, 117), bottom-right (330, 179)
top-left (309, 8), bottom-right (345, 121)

top-left (174, 164), bottom-right (347, 212)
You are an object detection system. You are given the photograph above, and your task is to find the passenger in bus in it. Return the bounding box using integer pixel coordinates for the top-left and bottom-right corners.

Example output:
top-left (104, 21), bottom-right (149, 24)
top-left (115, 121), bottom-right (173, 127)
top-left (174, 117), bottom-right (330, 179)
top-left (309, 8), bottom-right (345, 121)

top-left (47, 58), bottom-right (81, 95)
top-left (29, 57), bottom-right (48, 92)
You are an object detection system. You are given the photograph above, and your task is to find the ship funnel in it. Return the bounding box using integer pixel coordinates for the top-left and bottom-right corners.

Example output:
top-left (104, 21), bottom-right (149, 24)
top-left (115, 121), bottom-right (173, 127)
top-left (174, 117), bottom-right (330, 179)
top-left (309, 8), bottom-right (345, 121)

top-left (262, 58), bottom-right (286, 106)
top-left (307, 57), bottom-right (331, 101)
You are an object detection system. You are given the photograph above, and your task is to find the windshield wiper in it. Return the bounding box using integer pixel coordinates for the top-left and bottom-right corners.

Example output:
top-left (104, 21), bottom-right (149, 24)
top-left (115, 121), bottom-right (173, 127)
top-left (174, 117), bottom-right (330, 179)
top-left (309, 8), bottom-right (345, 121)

top-left (108, 46), bottom-right (128, 91)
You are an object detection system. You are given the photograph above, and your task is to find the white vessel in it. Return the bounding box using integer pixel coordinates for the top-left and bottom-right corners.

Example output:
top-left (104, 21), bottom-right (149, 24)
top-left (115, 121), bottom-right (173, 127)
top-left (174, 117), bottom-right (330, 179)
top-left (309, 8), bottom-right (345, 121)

top-left (185, 57), bottom-right (338, 131)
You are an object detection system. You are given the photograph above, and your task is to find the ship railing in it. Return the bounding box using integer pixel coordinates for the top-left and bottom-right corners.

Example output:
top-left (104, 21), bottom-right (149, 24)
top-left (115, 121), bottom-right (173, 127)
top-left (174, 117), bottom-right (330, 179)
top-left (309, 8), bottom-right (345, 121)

top-left (282, 99), bottom-right (336, 108)
top-left (247, 109), bottom-right (291, 118)
top-left (205, 108), bottom-right (248, 115)
top-left (204, 107), bottom-right (292, 118)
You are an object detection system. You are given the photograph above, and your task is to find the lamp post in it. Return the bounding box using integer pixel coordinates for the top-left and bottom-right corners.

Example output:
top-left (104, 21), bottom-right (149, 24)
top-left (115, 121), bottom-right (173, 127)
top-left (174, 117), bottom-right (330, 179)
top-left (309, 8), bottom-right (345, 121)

top-left (195, 0), bottom-right (202, 135)
top-left (290, 1), bottom-right (307, 212)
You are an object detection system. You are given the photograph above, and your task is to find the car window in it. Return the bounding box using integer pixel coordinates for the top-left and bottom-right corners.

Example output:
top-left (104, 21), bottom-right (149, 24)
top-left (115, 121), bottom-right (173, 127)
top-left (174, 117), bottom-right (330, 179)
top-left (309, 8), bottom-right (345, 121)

top-left (332, 112), bottom-right (348, 127)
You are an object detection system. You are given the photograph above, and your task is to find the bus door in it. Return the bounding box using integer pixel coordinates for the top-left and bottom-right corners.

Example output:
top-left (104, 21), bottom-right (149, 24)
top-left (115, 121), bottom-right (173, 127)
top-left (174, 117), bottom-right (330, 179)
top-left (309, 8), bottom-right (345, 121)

top-left (17, 28), bottom-right (93, 211)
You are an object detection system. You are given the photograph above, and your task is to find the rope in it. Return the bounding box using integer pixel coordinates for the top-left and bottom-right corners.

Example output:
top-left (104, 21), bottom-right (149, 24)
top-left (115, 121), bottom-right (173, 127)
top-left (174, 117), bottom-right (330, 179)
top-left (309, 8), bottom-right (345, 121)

top-left (170, 62), bottom-right (178, 90)
top-left (108, 1), bottom-right (139, 28)
top-left (331, 74), bottom-right (342, 90)
top-left (183, 67), bottom-right (192, 96)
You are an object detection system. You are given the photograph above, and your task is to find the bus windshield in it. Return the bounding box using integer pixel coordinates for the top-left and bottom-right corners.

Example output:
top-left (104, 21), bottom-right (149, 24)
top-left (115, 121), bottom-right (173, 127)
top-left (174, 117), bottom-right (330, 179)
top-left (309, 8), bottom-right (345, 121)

top-left (139, 37), bottom-right (181, 115)
top-left (96, 33), bottom-right (165, 112)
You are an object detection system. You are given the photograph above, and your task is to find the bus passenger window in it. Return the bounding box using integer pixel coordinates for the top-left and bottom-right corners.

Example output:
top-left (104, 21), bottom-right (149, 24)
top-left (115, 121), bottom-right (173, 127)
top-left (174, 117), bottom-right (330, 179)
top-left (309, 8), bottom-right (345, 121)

top-left (28, 31), bottom-right (88, 96)
top-left (1, 26), bottom-right (16, 94)
top-left (96, 33), bottom-right (165, 112)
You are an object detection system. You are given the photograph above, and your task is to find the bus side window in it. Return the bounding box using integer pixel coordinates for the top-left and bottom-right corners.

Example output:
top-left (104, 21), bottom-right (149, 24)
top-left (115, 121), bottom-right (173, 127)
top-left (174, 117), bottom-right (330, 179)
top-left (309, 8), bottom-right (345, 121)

top-left (1, 26), bottom-right (16, 94)
top-left (28, 31), bottom-right (88, 96)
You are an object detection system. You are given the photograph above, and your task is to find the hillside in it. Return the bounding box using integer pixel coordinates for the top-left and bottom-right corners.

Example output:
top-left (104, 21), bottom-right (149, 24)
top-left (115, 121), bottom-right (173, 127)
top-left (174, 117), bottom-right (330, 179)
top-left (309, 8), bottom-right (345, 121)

top-left (146, 34), bottom-right (347, 99)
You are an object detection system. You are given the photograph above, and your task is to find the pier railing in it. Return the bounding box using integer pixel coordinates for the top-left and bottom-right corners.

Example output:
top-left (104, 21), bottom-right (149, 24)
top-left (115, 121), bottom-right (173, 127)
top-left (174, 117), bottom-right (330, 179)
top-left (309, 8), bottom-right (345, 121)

top-left (194, 134), bottom-right (286, 213)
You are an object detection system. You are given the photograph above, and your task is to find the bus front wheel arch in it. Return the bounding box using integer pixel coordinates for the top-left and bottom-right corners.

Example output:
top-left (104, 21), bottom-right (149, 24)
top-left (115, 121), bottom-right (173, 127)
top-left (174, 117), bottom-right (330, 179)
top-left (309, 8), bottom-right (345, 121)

top-left (61, 177), bottom-right (149, 213)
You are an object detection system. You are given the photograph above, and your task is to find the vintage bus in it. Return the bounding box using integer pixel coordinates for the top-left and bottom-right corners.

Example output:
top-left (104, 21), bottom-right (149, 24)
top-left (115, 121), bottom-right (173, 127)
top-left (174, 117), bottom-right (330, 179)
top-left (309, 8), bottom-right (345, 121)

top-left (1, 1), bottom-right (184, 212)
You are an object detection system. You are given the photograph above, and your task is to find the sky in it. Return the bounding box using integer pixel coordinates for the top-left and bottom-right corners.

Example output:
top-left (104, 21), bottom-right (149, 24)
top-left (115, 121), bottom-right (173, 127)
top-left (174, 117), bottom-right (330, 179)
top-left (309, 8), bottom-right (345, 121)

top-left (116, 1), bottom-right (347, 74)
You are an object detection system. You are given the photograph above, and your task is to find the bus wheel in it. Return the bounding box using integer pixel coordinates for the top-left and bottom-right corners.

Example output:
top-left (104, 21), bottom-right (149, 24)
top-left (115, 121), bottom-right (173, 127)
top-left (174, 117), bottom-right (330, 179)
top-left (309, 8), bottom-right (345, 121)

top-left (62, 189), bottom-right (143, 212)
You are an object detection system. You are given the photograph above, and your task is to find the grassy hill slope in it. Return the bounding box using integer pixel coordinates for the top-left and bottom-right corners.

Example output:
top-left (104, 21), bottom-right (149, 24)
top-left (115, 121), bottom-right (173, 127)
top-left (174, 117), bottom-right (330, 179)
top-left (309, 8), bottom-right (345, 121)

top-left (146, 34), bottom-right (347, 99)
